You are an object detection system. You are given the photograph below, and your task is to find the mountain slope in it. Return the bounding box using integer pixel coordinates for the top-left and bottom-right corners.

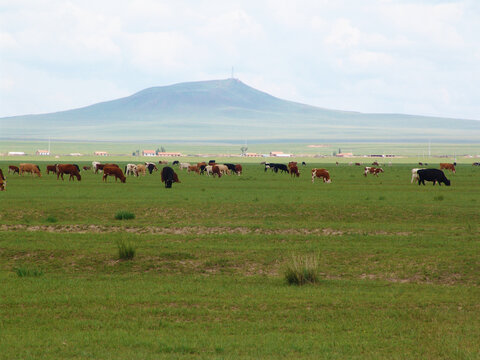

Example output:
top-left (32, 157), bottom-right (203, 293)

top-left (1, 78), bottom-right (479, 141)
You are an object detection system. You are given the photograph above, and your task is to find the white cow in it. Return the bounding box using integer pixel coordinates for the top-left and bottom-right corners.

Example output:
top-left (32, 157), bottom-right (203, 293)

top-left (179, 162), bottom-right (191, 170)
top-left (125, 164), bottom-right (138, 176)
top-left (92, 161), bottom-right (101, 174)
top-left (411, 168), bottom-right (425, 183)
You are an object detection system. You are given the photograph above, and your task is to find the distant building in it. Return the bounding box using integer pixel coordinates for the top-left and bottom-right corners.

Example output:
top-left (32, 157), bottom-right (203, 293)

top-left (270, 151), bottom-right (292, 157)
top-left (156, 152), bottom-right (181, 157)
top-left (94, 151), bottom-right (108, 156)
top-left (245, 153), bottom-right (261, 157)
top-left (8, 151), bottom-right (25, 156)
top-left (70, 153), bottom-right (83, 156)
top-left (36, 150), bottom-right (50, 155)
top-left (143, 150), bottom-right (157, 156)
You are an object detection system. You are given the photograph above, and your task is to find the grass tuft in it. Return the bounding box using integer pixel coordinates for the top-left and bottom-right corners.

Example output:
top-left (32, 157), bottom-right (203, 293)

top-left (14, 266), bottom-right (44, 277)
top-left (115, 211), bottom-right (135, 220)
top-left (434, 195), bottom-right (444, 201)
top-left (45, 215), bottom-right (58, 223)
top-left (284, 254), bottom-right (320, 286)
top-left (116, 239), bottom-right (136, 260)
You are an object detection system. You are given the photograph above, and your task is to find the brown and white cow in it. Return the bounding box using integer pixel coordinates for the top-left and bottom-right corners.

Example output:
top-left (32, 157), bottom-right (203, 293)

top-left (0, 168), bottom-right (6, 191)
top-left (440, 163), bottom-right (456, 174)
top-left (103, 166), bottom-right (126, 183)
top-left (57, 164), bottom-right (82, 181)
top-left (364, 167), bottom-right (384, 177)
top-left (19, 163), bottom-right (41, 177)
top-left (211, 165), bottom-right (222, 178)
top-left (8, 165), bottom-right (19, 175)
top-left (311, 168), bottom-right (331, 183)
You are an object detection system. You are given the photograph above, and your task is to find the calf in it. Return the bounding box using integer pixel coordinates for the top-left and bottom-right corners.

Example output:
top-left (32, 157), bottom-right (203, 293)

top-left (417, 169), bottom-right (450, 186)
top-left (411, 168), bottom-right (425, 183)
top-left (289, 165), bottom-right (300, 177)
top-left (161, 166), bottom-right (180, 188)
top-left (8, 165), bottom-right (19, 175)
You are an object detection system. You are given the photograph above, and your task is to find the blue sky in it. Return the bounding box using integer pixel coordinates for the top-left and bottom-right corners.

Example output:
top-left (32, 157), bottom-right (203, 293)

top-left (1, 0), bottom-right (479, 120)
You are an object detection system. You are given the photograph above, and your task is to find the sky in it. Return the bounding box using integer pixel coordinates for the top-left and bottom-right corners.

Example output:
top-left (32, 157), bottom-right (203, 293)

top-left (1, 0), bottom-right (479, 120)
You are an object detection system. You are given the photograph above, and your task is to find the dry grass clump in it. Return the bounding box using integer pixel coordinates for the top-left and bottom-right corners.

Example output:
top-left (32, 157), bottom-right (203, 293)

top-left (284, 254), bottom-right (320, 285)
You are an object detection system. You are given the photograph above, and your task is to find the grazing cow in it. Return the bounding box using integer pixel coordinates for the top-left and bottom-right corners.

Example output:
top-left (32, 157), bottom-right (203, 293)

top-left (302, 162), bottom-right (306, 166)
top-left (289, 165), bottom-right (300, 177)
top-left (311, 168), bottom-right (331, 183)
top-left (473, 162), bottom-right (480, 166)
top-left (224, 163), bottom-right (237, 173)
top-left (212, 165), bottom-right (222, 178)
top-left (187, 165), bottom-right (199, 174)
top-left (19, 163), bottom-right (41, 177)
top-left (83, 166), bottom-right (91, 171)
top-left (161, 166), bottom-right (180, 188)
top-left (288, 162), bottom-right (297, 170)
top-left (158, 160), bottom-right (168, 165)
top-left (234, 164), bottom-right (242, 175)
top-left (355, 163), bottom-right (361, 166)
top-left (103, 166), bottom-right (126, 183)
top-left (125, 164), bottom-right (138, 176)
top-left (92, 161), bottom-right (102, 173)
top-left (136, 164), bottom-right (146, 176)
top-left (364, 167), bottom-right (384, 177)
top-left (172, 160), bottom-right (180, 166)
top-left (46, 165), bottom-right (57, 174)
top-left (204, 165), bottom-right (213, 176)
top-left (372, 161), bottom-right (379, 166)
top-left (273, 164), bottom-right (289, 174)
top-left (417, 169), bottom-right (450, 186)
top-left (56, 164), bottom-right (82, 181)
top-left (178, 162), bottom-right (190, 170)
top-left (145, 162), bottom-right (158, 174)
top-left (0, 168), bottom-right (6, 191)
top-left (411, 168), bottom-right (425, 183)
top-left (8, 165), bottom-right (19, 175)
top-left (216, 164), bottom-right (230, 175)
top-left (264, 163), bottom-right (272, 172)
top-left (440, 163), bottom-right (456, 174)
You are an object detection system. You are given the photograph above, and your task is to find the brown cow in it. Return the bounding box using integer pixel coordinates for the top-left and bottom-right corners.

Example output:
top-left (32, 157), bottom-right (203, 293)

top-left (46, 165), bottom-right (57, 174)
top-left (0, 168), bottom-right (6, 191)
top-left (440, 163), bottom-right (456, 174)
top-left (95, 163), bottom-right (119, 174)
top-left (235, 164), bottom-right (242, 175)
top-left (212, 165), bottom-right (222, 178)
top-left (364, 167), bottom-right (384, 177)
top-left (8, 165), bottom-right (19, 175)
top-left (311, 168), bottom-right (331, 183)
top-left (188, 165), bottom-right (199, 174)
top-left (83, 166), bottom-right (91, 171)
top-left (136, 164), bottom-right (146, 176)
top-left (288, 161), bottom-right (297, 170)
top-left (103, 166), bottom-right (126, 183)
top-left (57, 164), bottom-right (81, 181)
top-left (372, 161), bottom-right (379, 166)
top-left (19, 163), bottom-right (41, 177)
top-left (289, 165), bottom-right (300, 177)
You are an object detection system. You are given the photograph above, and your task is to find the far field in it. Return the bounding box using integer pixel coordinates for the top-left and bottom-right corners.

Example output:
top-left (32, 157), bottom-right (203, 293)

top-left (0, 160), bottom-right (479, 359)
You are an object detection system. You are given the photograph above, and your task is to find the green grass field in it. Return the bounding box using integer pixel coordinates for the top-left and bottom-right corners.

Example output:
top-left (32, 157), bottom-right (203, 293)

top-left (1, 160), bottom-right (479, 359)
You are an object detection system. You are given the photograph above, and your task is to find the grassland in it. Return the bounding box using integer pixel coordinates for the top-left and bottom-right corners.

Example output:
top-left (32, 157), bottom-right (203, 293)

top-left (0, 160), bottom-right (479, 359)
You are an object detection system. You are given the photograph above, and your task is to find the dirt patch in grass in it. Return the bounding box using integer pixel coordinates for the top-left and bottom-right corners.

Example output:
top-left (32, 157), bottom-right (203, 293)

top-left (0, 224), bottom-right (410, 237)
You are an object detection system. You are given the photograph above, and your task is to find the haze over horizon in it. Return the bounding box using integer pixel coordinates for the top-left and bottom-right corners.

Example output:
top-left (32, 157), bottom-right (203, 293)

top-left (1, 0), bottom-right (479, 122)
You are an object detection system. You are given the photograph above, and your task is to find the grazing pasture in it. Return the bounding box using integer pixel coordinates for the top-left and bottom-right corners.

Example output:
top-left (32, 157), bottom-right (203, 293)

top-left (0, 161), bottom-right (479, 359)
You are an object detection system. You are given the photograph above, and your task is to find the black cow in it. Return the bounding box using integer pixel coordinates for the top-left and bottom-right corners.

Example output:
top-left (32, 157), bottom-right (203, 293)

top-left (146, 163), bottom-right (157, 174)
top-left (273, 163), bottom-right (289, 174)
top-left (208, 160), bottom-right (216, 165)
top-left (417, 169), bottom-right (450, 186)
top-left (302, 161), bottom-right (306, 166)
top-left (224, 163), bottom-right (236, 172)
top-left (473, 162), bottom-right (480, 166)
top-left (172, 160), bottom-right (179, 166)
top-left (161, 166), bottom-right (180, 188)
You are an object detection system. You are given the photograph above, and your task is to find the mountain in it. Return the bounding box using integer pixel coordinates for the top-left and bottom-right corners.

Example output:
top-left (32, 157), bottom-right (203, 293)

top-left (1, 78), bottom-right (479, 142)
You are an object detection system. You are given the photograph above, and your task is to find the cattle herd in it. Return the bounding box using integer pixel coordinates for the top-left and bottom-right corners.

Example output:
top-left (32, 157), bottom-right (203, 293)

top-left (0, 159), bottom-right (471, 192)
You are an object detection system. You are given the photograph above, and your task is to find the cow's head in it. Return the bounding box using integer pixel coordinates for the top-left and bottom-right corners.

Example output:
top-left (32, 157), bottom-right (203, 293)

top-left (165, 179), bottom-right (173, 188)
top-left (444, 179), bottom-right (451, 186)
top-left (325, 179), bottom-right (332, 183)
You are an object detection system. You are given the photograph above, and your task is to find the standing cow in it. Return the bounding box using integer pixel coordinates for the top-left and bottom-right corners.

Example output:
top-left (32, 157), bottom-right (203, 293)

top-left (161, 166), bottom-right (180, 188)
top-left (417, 169), bottom-right (450, 186)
